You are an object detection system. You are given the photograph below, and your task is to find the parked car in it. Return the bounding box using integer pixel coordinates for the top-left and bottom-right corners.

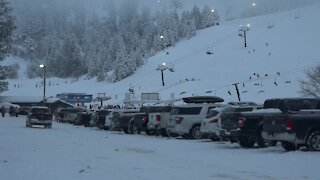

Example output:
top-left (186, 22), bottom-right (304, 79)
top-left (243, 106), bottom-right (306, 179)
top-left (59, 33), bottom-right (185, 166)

top-left (109, 109), bottom-right (140, 132)
top-left (166, 96), bottom-right (225, 139)
top-left (26, 106), bottom-right (52, 128)
top-left (17, 106), bottom-right (32, 115)
top-left (74, 112), bottom-right (92, 127)
top-left (146, 105), bottom-right (172, 136)
top-left (90, 109), bottom-right (111, 129)
top-left (55, 108), bottom-right (86, 123)
top-left (128, 113), bottom-right (148, 134)
top-left (219, 105), bottom-right (264, 145)
top-left (262, 98), bottom-right (320, 151)
top-left (200, 106), bottom-right (232, 141)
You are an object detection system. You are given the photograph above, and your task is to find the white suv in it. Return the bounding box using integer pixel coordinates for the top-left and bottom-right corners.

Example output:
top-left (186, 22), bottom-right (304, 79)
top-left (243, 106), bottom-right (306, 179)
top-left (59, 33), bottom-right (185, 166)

top-left (166, 103), bottom-right (224, 139)
top-left (200, 106), bottom-right (231, 141)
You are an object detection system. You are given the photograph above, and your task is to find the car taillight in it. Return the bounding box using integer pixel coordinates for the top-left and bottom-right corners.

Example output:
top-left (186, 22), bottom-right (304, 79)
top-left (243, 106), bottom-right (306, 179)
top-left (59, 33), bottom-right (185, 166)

top-left (286, 119), bottom-right (294, 131)
top-left (156, 115), bottom-right (161, 121)
top-left (176, 117), bottom-right (184, 124)
top-left (238, 117), bottom-right (246, 127)
top-left (209, 118), bottom-right (219, 123)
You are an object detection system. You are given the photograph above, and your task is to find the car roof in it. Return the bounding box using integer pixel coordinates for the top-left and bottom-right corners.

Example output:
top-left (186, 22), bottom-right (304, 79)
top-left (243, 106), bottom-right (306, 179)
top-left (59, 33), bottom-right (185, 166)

top-left (173, 103), bottom-right (225, 108)
top-left (31, 106), bottom-right (48, 109)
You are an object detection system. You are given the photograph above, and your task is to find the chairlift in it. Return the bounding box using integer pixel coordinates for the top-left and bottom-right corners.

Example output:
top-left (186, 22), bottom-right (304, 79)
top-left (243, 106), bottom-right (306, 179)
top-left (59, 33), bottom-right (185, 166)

top-left (206, 49), bottom-right (214, 55)
top-left (168, 63), bottom-right (175, 72)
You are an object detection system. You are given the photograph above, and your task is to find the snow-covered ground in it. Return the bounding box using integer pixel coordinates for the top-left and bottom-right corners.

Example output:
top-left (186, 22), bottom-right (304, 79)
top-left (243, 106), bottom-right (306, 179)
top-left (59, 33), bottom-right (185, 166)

top-left (1, 116), bottom-right (319, 180)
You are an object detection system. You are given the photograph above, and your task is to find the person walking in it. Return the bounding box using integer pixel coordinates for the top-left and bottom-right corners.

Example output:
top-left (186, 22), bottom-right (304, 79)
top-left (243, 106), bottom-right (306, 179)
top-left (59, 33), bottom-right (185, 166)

top-left (1, 106), bottom-right (5, 117)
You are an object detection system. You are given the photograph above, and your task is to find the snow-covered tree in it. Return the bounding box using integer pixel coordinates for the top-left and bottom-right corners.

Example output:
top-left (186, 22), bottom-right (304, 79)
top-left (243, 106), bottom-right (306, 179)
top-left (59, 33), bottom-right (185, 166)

top-left (0, 0), bottom-right (15, 93)
top-left (191, 5), bottom-right (202, 29)
top-left (180, 11), bottom-right (196, 38)
top-left (201, 5), bottom-right (220, 28)
top-left (59, 35), bottom-right (86, 78)
top-left (300, 65), bottom-right (320, 98)
top-left (8, 1), bottom-right (220, 81)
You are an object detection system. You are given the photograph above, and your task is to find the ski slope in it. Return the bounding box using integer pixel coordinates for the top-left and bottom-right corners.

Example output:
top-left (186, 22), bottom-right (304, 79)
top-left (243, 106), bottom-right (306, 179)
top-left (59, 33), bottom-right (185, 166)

top-left (1, 3), bottom-right (320, 105)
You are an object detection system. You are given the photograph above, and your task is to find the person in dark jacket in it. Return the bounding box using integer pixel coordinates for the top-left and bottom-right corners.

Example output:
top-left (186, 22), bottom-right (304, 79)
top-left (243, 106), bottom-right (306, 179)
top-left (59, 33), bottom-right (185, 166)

top-left (1, 106), bottom-right (6, 117)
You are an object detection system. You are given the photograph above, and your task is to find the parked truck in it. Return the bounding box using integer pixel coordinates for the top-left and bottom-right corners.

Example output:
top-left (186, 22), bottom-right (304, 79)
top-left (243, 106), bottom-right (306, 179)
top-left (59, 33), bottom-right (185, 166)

top-left (262, 98), bottom-right (320, 151)
top-left (220, 98), bottom-right (320, 148)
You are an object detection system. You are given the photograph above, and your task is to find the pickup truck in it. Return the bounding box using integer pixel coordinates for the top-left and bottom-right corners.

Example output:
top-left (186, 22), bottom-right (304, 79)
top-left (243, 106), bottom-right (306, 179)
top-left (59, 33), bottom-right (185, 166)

top-left (262, 99), bottom-right (320, 151)
top-left (220, 98), bottom-right (320, 148)
top-left (26, 106), bottom-right (53, 128)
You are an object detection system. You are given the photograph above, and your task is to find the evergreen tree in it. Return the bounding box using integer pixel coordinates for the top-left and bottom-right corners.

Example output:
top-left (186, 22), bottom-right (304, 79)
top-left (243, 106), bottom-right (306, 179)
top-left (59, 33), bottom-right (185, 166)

top-left (191, 5), bottom-right (202, 29)
top-left (201, 5), bottom-right (220, 28)
top-left (59, 35), bottom-right (86, 78)
top-left (0, 0), bottom-right (15, 93)
top-left (179, 11), bottom-right (196, 39)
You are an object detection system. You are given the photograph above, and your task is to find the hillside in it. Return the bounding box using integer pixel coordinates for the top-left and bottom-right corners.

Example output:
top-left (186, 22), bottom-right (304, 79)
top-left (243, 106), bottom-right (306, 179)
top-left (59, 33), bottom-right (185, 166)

top-left (2, 3), bottom-right (320, 105)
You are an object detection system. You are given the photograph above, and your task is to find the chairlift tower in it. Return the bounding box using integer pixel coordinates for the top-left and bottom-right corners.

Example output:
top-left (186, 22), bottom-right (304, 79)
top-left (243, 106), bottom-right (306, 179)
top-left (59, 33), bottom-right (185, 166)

top-left (238, 24), bottom-right (250, 47)
top-left (156, 63), bottom-right (168, 86)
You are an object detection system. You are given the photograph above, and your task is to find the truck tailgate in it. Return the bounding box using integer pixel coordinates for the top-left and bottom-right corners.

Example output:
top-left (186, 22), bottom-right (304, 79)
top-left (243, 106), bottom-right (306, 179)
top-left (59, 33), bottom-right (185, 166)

top-left (263, 115), bottom-right (288, 133)
top-left (221, 113), bottom-right (241, 130)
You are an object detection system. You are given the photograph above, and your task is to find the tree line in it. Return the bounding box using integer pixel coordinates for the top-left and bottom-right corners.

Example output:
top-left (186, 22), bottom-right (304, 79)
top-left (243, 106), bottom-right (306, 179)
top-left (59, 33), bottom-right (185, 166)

top-left (9, 0), bottom-right (219, 81)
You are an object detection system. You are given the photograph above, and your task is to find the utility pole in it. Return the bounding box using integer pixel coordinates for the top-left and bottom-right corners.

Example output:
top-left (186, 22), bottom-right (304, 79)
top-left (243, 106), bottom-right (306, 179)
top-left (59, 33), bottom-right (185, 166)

top-left (39, 64), bottom-right (46, 103)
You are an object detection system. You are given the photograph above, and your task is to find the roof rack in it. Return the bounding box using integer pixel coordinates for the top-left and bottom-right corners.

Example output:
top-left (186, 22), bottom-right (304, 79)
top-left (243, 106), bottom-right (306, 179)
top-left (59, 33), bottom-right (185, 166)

top-left (182, 96), bottom-right (224, 104)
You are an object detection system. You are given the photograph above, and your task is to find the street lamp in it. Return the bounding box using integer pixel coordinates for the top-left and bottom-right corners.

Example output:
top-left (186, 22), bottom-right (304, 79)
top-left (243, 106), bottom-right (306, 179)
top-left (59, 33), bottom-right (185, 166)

top-left (156, 63), bottom-right (168, 86)
top-left (238, 24), bottom-right (250, 47)
top-left (39, 64), bottom-right (46, 103)
top-left (160, 35), bottom-right (169, 54)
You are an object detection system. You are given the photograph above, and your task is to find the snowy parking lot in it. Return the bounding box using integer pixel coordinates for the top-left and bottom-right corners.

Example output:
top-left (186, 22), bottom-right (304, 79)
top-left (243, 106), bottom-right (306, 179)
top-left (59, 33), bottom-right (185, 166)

top-left (1, 116), bottom-right (319, 180)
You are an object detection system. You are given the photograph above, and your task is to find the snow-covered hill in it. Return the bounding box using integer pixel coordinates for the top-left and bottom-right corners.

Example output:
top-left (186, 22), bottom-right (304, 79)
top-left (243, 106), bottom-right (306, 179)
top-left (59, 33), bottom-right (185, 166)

top-left (2, 3), bottom-right (320, 105)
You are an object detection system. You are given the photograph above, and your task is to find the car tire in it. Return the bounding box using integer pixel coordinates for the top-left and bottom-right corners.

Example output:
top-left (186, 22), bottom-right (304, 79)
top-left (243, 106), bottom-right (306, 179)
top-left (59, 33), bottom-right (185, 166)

top-left (238, 137), bottom-right (255, 148)
top-left (123, 128), bottom-right (129, 134)
top-left (167, 131), bottom-right (178, 138)
top-left (26, 119), bottom-right (31, 127)
top-left (281, 141), bottom-right (297, 151)
top-left (210, 136), bottom-right (220, 142)
top-left (189, 125), bottom-right (203, 139)
top-left (129, 122), bottom-right (141, 134)
top-left (161, 129), bottom-right (168, 137)
top-left (306, 130), bottom-right (320, 151)
top-left (97, 123), bottom-right (104, 129)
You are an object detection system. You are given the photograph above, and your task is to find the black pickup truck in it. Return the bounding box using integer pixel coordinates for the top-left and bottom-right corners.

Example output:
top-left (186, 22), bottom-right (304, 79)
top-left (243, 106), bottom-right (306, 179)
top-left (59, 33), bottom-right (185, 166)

top-left (220, 98), bottom-right (320, 148)
top-left (262, 98), bottom-right (320, 151)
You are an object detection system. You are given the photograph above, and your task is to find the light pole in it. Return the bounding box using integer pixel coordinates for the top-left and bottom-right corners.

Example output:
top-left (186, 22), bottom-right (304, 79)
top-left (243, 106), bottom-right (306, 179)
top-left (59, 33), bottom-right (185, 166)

top-left (160, 35), bottom-right (169, 54)
top-left (238, 24), bottom-right (250, 47)
top-left (39, 64), bottom-right (46, 103)
top-left (156, 63), bottom-right (168, 86)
